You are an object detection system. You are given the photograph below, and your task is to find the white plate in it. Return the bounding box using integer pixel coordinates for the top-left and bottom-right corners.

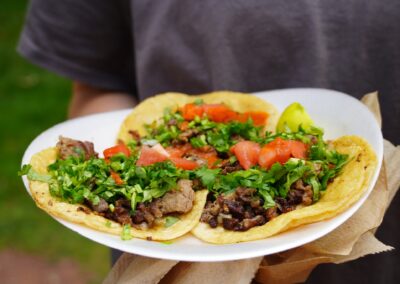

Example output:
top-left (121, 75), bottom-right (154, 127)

top-left (21, 88), bottom-right (383, 262)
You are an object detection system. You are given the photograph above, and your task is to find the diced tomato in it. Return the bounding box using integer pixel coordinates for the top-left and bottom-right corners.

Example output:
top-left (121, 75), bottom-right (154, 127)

top-left (166, 143), bottom-right (218, 168)
top-left (103, 144), bottom-right (131, 160)
top-left (182, 103), bottom-right (204, 120)
top-left (230, 141), bottom-right (261, 170)
top-left (189, 148), bottom-right (219, 168)
top-left (136, 145), bottom-right (169, 166)
top-left (258, 138), bottom-right (308, 169)
top-left (170, 157), bottom-right (199, 170)
top-left (203, 104), bottom-right (238, 123)
top-left (258, 145), bottom-right (277, 169)
top-left (110, 171), bottom-right (124, 185)
top-left (289, 140), bottom-right (308, 159)
top-left (203, 155), bottom-right (219, 168)
top-left (259, 138), bottom-right (289, 168)
top-left (238, 111), bottom-right (269, 126)
top-left (271, 138), bottom-right (291, 164)
top-left (180, 102), bottom-right (269, 126)
top-left (166, 143), bottom-right (192, 158)
top-left (165, 147), bottom-right (184, 158)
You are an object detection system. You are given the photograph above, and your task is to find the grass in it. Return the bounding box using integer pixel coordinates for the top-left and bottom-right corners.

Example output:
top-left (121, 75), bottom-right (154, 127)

top-left (0, 0), bottom-right (109, 281)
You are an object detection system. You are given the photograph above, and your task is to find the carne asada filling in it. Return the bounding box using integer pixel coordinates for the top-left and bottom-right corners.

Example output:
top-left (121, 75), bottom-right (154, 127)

top-left (31, 137), bottom-right (196, 229)
top-left (200, 181), bottom-right (313, 231)
top-left (94, 179), bottom-right (195, 229)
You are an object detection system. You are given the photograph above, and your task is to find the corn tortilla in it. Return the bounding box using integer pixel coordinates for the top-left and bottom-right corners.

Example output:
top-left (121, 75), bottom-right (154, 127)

top-left (191, 136), bottom-right (377, 244)
top-left (28, 147), bottom-right (208, 241)
top-left (117, 91), bottom-right (279, 144)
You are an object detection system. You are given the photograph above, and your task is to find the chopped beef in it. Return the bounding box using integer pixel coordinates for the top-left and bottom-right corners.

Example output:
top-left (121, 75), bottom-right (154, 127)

top-left (243, 206), bottom-right (255, 219)
top-left (149, 201), bottom-right (163, 218)
top-left (225, 200), bottom-right (244, 218)
top-left (106, 179), bottom-right (195, 228)
top-left (236, 187), bottom-right (256, 203)
top-left (178, 129), bottom-right (199, 142)
top-left (156, 179), bottom-right (195, 214)
top-left (191, 179), bottom-right (202, 190)
top-left (208, 217), bottom-right (218, 228)
top-left (250, 198), bottom-right (262, 208)
top-left (201, 182), bottom-right (315, 231)
top-left (56, 136), bottom-right (98, 160)
top-left (201, 188), bottom-right (268, 232)
top-left (290, 180), bottom-right (313, 206)
top-left (91, 198), bottom-right (108, 213)
top-left (287, 190), bottom-right (303, 205)
top-left (219, 160), bottom-right (243, 174)
top-left (276, 197), bottom-right (295, 213)
top-left (242, 215), bottom-right (266, 230)
top-left (265, 206), bottom-right (279, 221)
top-left (115, 199), bottom-right (130, 208)
top-left (200, 200), bottom-right (220, 223)
top-left (113, 204), bottom-right (133, 225)
top-left (142, 207), bottom-right (155, 225)
top-left (171, 139), bottom-right (185, 147)
top-left (77, 206), bottom-right (91, 214)
top-left (217, 152), bottom-right (230, 159)
top-left (308, 135), bottom-right (318, 145)
top-left (196, 145), bottom-right (216, 153)
top-left (167, 119), bottom-right (178, 126)
top-left (222, 218), bottom-right (239, 230)
top-left (132, 209), bottom-right (145, 224)
top-left (128, 130), bottom-right (141, 144)
top-left (231, 134), bottom-right (245, 143)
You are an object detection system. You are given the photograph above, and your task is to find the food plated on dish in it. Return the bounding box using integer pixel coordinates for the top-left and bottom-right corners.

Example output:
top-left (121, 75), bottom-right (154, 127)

top-left (21, 91), bottom-right (377, 244)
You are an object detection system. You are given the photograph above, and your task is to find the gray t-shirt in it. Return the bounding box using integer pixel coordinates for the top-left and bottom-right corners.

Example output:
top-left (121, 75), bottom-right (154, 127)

top-left (18, 0), bottom-right (400, 282)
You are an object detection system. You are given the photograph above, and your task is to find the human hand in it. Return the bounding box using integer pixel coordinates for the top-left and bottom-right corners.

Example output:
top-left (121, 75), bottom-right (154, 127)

top-left (68, 82), bottom-right (137, 119)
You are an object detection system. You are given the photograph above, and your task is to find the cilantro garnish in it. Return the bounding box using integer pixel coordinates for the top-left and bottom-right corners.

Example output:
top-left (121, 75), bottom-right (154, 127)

top-left (164, 216), bottom-right (180, 228)
top-left (121, 224), bottom-right (133, 240)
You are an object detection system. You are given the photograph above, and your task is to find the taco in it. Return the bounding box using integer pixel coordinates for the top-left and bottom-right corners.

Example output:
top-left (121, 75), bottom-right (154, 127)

top-left (117, 91), bottom-right (279, 144)
top-left (191, 135), bottom-right (377, 244)
top-left (23, 138), bottom-right (208, 241)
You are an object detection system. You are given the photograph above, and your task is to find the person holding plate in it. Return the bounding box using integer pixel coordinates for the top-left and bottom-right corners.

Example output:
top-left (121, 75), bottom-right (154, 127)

top-left (18, 0), bottom-right (400, 283)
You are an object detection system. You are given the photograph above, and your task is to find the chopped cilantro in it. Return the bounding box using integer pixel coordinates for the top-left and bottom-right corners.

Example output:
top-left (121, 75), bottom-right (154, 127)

top-left (19, 164), bottom-right (53, 183)
top-left (18, 164), bottom-right (31, 176)
top-left (164, 216), bottom-right (180, 228)
top-left (121, 224), bottom-right (133, 240)
top-left (194, 98), bottom-right (204, 105)
top-left (190, 134), bottom-right (208, 148)
top-left (194, 167), bottom-right (220, 189)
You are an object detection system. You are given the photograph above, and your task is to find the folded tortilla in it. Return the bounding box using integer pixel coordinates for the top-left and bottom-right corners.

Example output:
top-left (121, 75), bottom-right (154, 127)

top-left (28, 148), bottom-right (208, 241)
top-left (191, 136), bottom-right (378, 244)
top-left (117, 91), bottom-right (279, 144)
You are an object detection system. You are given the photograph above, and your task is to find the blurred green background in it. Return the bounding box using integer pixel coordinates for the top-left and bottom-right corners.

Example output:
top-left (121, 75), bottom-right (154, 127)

top-left (0, 0), bottom-right (109, 282)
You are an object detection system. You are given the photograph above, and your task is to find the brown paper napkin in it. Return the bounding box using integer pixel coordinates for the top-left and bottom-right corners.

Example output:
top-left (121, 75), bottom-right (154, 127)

top-left (104, 93), bottom-right (400, 284)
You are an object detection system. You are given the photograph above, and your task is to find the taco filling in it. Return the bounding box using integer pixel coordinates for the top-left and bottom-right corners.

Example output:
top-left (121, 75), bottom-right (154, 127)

top-left (196, 129), bottom-right (348, 232)
top-left (121, 98), bottom-right (348, 232)
top-left (22, 136), bottom-right (204, 232)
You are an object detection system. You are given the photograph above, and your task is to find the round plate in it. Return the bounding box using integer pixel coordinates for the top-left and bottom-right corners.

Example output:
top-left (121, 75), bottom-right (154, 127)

top-left (21, 88), bottom-right (383, 262)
